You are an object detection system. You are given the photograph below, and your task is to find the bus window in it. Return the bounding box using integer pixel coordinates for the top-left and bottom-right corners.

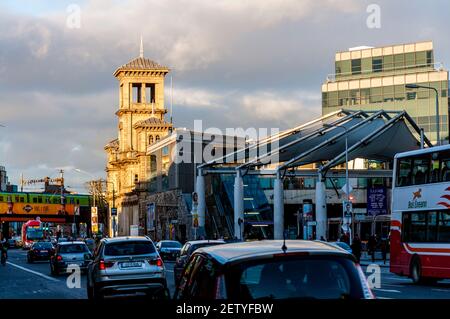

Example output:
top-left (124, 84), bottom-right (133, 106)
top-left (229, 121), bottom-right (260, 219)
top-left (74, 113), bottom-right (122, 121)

top-left (38, 197), bottom-right (43, 203)
top-left (20, 197), bottom-right (24, 203)
top-left (442, 159), bottom-right (450, 182)
top-left (412, 157), bottom-right (430, 185)
top-left (430, 154), bottom-right (441, 183)
top-left (0, 196), bottom-right (3, 202)
top-left (397, 159), bottom-right (412, 186)
top-left (402, 212), bottom-right (427, 242)
top-left (33, 197), bottom-right (37, 203)
top-left (426, 212), bottom-right (438, 242)
top-left (438, 212), bottom-right (450, 242)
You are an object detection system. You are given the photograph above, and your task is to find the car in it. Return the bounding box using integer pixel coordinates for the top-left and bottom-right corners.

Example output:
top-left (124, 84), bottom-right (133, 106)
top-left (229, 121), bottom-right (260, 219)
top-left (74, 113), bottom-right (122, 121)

top-left (86, 236), bottom-right (168, 300)
top-left (84, 238), bottom-right (95, 253)
top-left (50, 241), bottom-right (92, 275)
top-left (174, 240), bottom-right (226, 286)
top-left (174, 240), bottom-right (374, 300)
top-left (7, 238), bottom-right (17, 249)
top-left (27, 241), bottom-right (55, 263)
top-left (156, 240), bottom-right (182, 261)
top-left (50, 236), bottom-right (58, 245)
top-left (329, 241), bottom-right (353, 254)
top-left (57, 237), bottom-right (68, 243)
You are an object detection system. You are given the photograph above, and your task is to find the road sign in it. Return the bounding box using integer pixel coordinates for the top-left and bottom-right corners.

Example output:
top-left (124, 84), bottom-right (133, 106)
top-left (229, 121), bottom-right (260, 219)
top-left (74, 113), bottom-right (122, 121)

top-left (193, 214), bottom-right (199, 228)
top-left (111, 207), bottom-right (117, 216)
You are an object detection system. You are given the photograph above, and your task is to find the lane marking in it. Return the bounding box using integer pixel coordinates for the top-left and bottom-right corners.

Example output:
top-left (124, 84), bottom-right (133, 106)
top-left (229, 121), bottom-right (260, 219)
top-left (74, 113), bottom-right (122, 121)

top-left (376, 297), bottom-right (393, 299)
top-left (6, 261), bottom-right (59, 282)
top-left (165, 269), bottom-right (174, 273)
top-left (432, 288), bottom-right (450, 292)
top-left (372, 288), bottom-right (401, 293)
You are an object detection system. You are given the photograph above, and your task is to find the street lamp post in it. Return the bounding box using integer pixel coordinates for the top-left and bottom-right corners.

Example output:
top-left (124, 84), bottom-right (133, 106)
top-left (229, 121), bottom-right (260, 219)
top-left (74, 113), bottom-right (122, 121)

top-left (405, 84), bottom-right (440, 145)
top-left (324, 124), bottom-right (352, 244)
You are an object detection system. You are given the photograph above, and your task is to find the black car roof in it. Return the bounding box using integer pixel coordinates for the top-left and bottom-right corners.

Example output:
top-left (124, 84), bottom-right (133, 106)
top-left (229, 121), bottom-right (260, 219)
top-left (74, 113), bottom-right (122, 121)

top-left (195, 240), bottom-right (353, 265)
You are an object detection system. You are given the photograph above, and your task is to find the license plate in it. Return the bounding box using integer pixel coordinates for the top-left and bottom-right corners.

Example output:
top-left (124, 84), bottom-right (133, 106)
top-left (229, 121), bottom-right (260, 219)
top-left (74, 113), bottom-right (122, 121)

top-left (41, 250), bottom-right (48, 253)
top-left (120, 262), bottom-right (142, 268)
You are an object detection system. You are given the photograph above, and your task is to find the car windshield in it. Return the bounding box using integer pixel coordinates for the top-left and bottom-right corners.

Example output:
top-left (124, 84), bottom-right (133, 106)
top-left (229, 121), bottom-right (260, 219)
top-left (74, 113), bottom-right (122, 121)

top-left (104, 241), bottom-right (155, 256)
top-left (161, 241), bottom-right (181, 248)
top-left (232, 256), bottom-right (354, 300)
top-left (59, 244), bottom-right (88, 254)
top-left (34, 242), bottom-right (53, 249)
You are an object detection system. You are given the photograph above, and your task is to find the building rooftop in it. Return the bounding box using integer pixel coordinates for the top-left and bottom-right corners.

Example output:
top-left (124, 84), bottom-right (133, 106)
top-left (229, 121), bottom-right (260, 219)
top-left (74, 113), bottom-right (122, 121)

top-left (134, 117), bottom-right (172, 129)
top-left (114, 57), bottom-right (169, 76)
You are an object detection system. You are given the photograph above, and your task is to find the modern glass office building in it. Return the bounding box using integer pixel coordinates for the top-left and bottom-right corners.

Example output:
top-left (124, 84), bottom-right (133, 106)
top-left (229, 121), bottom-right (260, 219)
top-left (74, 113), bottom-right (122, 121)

top-left (322, 41), bottom-right (449, 143)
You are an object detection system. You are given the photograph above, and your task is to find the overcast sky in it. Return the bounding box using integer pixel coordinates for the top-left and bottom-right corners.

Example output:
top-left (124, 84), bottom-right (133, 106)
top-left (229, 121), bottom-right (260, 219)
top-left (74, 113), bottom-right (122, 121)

top-left (0, 0), bottom-right (449, 193)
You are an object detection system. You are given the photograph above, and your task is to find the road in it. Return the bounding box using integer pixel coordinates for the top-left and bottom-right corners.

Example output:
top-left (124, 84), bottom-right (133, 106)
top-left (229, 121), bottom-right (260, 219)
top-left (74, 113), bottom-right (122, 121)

top-left (0, 248), bottom-right (176, 299)
top-left (1, 249), bottom-right (450, 299)
top-left (362, 264), bottom-right (450, 299)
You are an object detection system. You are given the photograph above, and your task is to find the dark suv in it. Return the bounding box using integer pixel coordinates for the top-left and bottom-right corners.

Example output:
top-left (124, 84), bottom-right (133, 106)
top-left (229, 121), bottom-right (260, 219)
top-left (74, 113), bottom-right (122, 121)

top-left (86, 236), bottom-right (168, 299)
top-left (50, 241), bottom-right (92, 275)
top-left (174, 240), bottom-right (225, 285)
top-left (174, 240), bottom-right (374, 300)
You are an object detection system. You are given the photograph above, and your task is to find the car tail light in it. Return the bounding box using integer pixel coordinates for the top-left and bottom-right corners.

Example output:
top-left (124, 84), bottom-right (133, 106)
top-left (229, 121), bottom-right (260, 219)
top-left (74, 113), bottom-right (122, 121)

top-left (34, 249), bottom-right (39, 253)
top-left (56, 255), bottom-right (63, 261)
top-left (149, 257), bottom-right (163, 267)
top-left (99, 259), bottom-right (114, 270)
top-left (356, 264), bottom-right (375, 299)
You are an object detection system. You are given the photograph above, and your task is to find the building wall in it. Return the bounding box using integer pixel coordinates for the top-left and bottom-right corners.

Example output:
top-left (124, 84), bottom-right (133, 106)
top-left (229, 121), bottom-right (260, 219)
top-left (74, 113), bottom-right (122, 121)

top-left (105, 61), bottom-right (172, 236)
top-left (322, 41), bottom-right (449, 143)
top-left (0, 166), bottom-right (7, 192)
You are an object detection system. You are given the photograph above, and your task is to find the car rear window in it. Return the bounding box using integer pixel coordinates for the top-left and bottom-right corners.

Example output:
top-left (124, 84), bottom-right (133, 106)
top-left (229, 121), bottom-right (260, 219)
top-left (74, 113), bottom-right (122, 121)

top-left (34, 242), bottom-right (53, 249)
top-left (161, 241), bottom-right (182, 248)
top-left (104, 241), bottom-right (156, 256)
top-left (59, 244), bottom-right (88, 253)
top-left (231, 256), bottom-right (358, 300)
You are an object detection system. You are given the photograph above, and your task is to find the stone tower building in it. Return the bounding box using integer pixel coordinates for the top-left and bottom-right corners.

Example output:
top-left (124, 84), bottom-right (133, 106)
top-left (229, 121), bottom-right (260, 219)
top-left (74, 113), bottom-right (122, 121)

top-left (105, 42), bottom-right (172, 236)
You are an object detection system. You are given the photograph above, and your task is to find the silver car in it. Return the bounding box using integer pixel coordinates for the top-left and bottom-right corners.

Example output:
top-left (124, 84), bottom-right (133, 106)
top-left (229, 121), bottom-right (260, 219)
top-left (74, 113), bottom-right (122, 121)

top-left (86, 236), bottom-right (168, 299)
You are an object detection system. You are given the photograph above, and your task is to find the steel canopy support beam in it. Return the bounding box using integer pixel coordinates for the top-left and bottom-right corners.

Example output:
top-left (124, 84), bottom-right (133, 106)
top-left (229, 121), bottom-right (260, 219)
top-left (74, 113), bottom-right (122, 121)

top-left (273, 170), bottom-right (284, 240)
top-left (279, 110), bottom-right (386, 170)
top-left (234, 170), bottom-right (244, 240)
top-left (237, 111), bottom-right (366, 170)
top-left (196, 169), bottom-right (206, 237)
top-left (315, 171), bottom-right (327, 240)
top-left (198, 109), bottom-right (350, 169)
top-left (320, 111), bottom-right (406, 174)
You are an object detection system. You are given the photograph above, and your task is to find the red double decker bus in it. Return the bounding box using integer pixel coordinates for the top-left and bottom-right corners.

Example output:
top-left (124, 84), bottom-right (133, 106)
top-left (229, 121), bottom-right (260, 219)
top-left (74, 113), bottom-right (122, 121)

top-left (391, 145), bottom-right (450, 283)
top-left (21, 219), bottom-right (44, 249)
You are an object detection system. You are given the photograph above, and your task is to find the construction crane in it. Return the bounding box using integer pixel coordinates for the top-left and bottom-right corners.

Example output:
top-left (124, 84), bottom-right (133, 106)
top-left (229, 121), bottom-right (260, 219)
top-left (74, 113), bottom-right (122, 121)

top-left (20, 170), bottom-right (66, 206)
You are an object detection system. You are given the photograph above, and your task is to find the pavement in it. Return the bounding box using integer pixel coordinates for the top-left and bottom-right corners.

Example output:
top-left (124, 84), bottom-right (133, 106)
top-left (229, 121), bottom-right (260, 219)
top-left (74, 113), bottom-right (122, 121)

top-left (359, 251), bottom-right (390, 268)
top-left (1, 248), bottom-right (450, 299)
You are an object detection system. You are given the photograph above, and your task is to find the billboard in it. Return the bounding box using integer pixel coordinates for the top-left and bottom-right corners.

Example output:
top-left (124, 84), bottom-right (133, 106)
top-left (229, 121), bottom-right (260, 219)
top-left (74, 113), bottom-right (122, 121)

top-left (367, 187), bottom-right (388, 216)
top-left (0, 202), bottom-right (76, 215)
top-left (91, 207), bottom-right (98, 233)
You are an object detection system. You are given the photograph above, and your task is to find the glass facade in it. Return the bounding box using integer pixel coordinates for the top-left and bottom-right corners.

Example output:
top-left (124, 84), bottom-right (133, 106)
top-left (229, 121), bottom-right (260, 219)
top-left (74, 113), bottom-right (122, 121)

top-left (323, 43), bottom-right (450, 143)
top-left (335, 50), bottom-right (434, 78)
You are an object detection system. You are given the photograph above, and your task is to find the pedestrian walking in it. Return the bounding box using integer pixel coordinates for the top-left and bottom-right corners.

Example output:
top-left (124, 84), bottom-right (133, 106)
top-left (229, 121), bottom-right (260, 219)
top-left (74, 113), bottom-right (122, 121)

top-left (368, 235), bottom-right (377, 262)
top-left (351, 234), bottom-right (362, 263)
top-left (381, 238), bottom-right (388, 264)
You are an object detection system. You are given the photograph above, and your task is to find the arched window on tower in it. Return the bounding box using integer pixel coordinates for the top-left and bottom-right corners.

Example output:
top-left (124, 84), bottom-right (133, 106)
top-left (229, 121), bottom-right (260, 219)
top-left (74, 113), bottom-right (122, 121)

top-left (156, 135), bottom-right (160, 142)
top-left (149, 135), bottom-right (154, 145)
